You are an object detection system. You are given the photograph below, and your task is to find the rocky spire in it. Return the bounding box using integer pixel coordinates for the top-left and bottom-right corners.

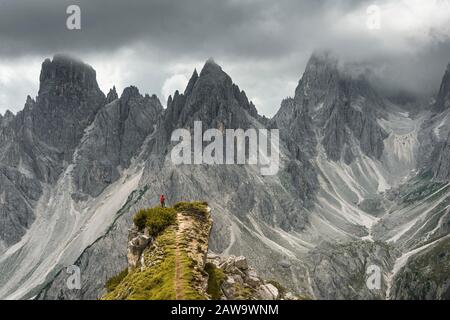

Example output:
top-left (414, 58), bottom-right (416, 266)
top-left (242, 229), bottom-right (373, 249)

top-left (164, 58), bottom-right (259, 131)
top-left (0, 109), bottom-right (15, 127)
top-left (106, 86), bottom-right (119, 103)
top-left (38, 54), bottom-right (101, 97)
top-left (22, 55), bottom-right (106, 178)
top-left (294, 51), bottom-right (340, 105)
top-left (166, 94), bottom-right (173, 108)
top-left (433, 63), bottom-right (450, 113)
top-left (120, 86), bottom-right (141, 102)
top-left (3, 109), bottom-right (15, 121)
top-left (274, 52), bottom-right (387, 163)
top-left (184, 69), bottom-right (199, 96)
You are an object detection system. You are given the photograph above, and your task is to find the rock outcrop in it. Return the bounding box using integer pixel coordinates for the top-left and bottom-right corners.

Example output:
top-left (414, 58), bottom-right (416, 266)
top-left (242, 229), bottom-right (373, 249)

top-left (433, 64), bottom-right (450, 113)
top-left (127, 227), bottom-right (152, 270)
top-left (389, 236), bottom-right (450, 299)
top-left (424, 65), bottom-right (450, 182)
top-left (103, 202), bottom-right (300, 300)
top-left (206, 254), bottom-right (302, 300)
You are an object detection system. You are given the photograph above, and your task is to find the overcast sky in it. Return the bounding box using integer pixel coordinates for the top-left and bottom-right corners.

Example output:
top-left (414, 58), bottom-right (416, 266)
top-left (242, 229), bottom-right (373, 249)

top-left (0, 0), bottom-right (449, 116)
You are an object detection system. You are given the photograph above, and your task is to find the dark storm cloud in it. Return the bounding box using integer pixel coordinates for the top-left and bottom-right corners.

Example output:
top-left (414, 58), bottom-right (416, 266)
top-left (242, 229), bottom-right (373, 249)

top-left (0, 0), bottom-right (449, 115)
top-left (0, 0), bottom-right (323, 58)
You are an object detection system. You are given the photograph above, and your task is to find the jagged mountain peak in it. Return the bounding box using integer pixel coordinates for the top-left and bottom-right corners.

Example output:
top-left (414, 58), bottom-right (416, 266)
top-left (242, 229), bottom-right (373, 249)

top-left (433, 62), bottom-right (450, 113)
top-left (120, 85), bottom-right (141, 100)
top-left (39, 54), bottom-right (100, 94)
top-left (25, 95), bottom-right (35, 104)
top-left (21, 55), bottom-right (106, 174)
top-left (51, 53), bottom-right (86, 64)
top-left (295, 52), bottom-right (384, 105)
top-left (205, 57), bottom-right (218, 67)
top-left (184, 69), bottom-right (199, 96)
top-left (302, 51), bottom-right (339, 75)
top-left (274, 52), bottom-right (388, 164)
top-left (1, 109), bottom-right (14, 123)
top-left (199, 57), bottom-right (228, 81)
top-left (164, 59), bottom-right (258, 129)
top-left (293, 53), bottom-right (341, 108)
top-left (23, 95), bottom-right (36, 112)
top-left (106, 86), bottom-right (119, 103)
top-left (306, 51), bottom-right (339, 69)
top-left (117, 86), bottom-right (162, 110)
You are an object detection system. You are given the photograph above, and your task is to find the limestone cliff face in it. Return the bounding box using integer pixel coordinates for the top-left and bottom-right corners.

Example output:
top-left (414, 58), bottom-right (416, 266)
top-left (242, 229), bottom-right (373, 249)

top-left (433, 64), bottom-right (450, 113)
top-left (274, 52), bottom-right (387, 164)
top-left (0, 54), bottom-right (105, 247)
top-left (72, 86), bottom-right (163, 197)
top-left (103, 202), bottom-right (301, 300)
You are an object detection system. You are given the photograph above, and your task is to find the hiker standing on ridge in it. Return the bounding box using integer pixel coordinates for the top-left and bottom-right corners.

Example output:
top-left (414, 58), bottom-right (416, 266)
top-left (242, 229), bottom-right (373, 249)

top-left (160, 194), bottom-right (166, 208)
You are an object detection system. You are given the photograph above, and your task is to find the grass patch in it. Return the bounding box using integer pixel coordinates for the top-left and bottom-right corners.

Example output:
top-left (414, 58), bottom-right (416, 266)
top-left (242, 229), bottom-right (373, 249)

top-left (174, 201), bottom-right (208, 217)
top-left (234, 284), bottom-right (254, 300)
top-left (179, 253), bottom-right (206, 300)
top-left (133, 207), bottom-right (177, 236)
top-left (105, 268), bottom-right (129, 293)
top-left (103, 201), bottom-right (212, 300)
top-left (103, 226), bottom-right (178, 300)
top-left (205, 263), bottom-right (225, 300)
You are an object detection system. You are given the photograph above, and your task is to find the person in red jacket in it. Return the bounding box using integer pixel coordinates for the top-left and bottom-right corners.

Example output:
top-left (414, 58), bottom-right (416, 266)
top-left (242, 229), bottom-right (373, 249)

top-left (160, 194), bottom-right (166, 208)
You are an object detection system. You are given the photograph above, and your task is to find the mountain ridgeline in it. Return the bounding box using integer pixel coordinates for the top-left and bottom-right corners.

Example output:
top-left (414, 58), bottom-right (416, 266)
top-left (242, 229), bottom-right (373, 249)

top-left (0, 52), bottom-right (449, 300)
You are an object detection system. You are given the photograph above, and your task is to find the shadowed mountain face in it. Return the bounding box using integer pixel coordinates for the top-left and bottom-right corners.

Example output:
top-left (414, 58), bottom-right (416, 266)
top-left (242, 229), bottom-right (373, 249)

top-left (72, 86), bottom-right (163, 197)
top-left (433, 64), bottom-right (450, 113)
top-left (274, 53), bottom-right (388, 164)
top-left (167, 59), bottom-right (259, 128)
top-left (0, 55), bottom-right (105, 247)
top-left (0, 53), bottom-right (449, 300)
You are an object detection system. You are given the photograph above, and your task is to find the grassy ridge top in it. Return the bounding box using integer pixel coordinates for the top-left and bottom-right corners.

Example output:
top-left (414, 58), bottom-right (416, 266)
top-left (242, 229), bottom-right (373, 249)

top-left (102, 201), bottom-right (211, 300)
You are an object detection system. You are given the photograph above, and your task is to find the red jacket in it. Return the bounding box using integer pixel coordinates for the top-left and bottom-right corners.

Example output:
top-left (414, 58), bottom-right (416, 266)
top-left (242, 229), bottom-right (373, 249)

top-left (160, 195), bottom-right (165, 203)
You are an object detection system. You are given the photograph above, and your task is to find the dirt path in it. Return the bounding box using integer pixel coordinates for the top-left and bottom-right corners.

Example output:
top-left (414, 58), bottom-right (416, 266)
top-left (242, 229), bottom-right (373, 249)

top-left (174, 213), bottom-right (189, 300)
top-left (174, 237), bottom-right (183, 300)
top-left (173, 211), bottom-right (208, 300)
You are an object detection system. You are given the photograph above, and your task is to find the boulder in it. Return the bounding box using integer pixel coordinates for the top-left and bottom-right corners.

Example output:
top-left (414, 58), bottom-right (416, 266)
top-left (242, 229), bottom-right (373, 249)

top-left (231, 274), bottom-right (244, 284)
top-left (221, 277), bottom-right (237, 299)
top-left (127, 234), bottom-right (151, 269)
top-left (247, 268), bottom-right (258, 278)
top-left (246, 276), bottom-right (261, 287)
top-left (257, 284), bottom-right (279, 300)
top-left (234, 256), bottom-right (248, 270)
top-left (284, 292), bottom-right (298, 300)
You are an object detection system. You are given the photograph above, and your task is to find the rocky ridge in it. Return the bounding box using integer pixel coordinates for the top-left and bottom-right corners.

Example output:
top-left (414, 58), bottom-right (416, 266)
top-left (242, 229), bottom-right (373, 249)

top-left (104, 202), bottom-right (299, 300)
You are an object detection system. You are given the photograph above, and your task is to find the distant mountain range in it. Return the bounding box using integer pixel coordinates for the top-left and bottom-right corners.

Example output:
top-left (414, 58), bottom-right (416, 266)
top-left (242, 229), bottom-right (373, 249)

top-left (0, 52), bottom-right (449, 299)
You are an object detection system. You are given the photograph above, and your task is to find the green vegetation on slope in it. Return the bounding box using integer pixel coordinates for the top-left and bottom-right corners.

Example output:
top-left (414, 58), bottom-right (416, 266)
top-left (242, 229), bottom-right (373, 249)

top-left (133, 207), bottom-right (176, 236)
top-left (103, 202), bottom-right (211, 300)
top-left (174, 201), bottom-right (209, 217)
top-left (397, 172), bottom-right (448, 205)
top-left (103, 225), bottom-right (179, 299)
top-left (205, 262), bottom-right (225, 299)
top-left (105, 268), bottom-right (128, 293)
